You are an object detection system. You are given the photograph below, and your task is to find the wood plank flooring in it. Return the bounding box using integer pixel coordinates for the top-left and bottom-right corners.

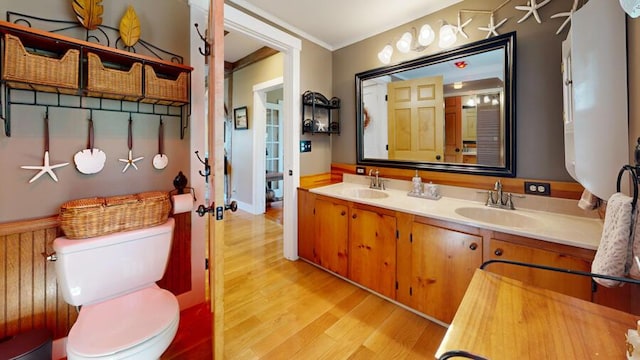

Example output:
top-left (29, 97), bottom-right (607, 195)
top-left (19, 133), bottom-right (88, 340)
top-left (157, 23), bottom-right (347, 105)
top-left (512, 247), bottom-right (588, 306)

top-left (163, 209), bottom-right (446, 359)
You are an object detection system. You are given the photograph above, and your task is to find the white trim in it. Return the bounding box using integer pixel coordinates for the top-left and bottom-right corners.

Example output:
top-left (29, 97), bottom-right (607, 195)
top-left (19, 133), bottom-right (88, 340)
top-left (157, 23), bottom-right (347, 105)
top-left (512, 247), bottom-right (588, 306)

top-left (225, 4), bottom-right (300, 261)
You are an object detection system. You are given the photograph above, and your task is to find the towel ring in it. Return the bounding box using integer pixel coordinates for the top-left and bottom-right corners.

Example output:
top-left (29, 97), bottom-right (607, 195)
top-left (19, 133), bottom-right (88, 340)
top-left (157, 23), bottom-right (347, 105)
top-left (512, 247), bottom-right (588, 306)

top-left (616, 164), bottom-right (638, 210)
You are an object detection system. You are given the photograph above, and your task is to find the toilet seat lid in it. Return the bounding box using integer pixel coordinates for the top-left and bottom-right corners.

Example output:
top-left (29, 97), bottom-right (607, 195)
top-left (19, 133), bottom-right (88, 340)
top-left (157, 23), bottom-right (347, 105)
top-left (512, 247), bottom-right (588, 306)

top-left (67, 286), bottom-right (179, 357)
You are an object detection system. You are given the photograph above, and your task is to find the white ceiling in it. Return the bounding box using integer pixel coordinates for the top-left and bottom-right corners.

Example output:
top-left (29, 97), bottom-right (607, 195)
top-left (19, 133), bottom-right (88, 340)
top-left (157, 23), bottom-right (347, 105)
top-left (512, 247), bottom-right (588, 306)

top-left (224, 0), bottom-right (463, 62)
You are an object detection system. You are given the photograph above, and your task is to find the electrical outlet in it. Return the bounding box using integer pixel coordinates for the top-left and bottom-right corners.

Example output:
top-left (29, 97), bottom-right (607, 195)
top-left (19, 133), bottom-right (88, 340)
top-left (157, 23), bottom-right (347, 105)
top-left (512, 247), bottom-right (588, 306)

top-left (356, 166), bottom-right (366, 175)
top-left (300, 140), bottom-right (311, 153)
top-left (524, 181), bottom-right (551, 196)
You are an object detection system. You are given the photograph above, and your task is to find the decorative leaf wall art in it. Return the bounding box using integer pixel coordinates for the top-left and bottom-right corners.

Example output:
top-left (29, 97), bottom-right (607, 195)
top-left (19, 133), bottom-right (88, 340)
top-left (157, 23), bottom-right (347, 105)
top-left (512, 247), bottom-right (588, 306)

top-left (72, 0), bottom-right (104, 30)
top-left (119, 6), bottom-right (141, 47)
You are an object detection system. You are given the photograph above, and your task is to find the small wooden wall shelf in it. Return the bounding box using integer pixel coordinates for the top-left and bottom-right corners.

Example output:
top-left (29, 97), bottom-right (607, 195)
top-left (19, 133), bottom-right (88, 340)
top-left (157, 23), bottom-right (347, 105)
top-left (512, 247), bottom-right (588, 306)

top-left (0, 20), bottom-right (193, 138)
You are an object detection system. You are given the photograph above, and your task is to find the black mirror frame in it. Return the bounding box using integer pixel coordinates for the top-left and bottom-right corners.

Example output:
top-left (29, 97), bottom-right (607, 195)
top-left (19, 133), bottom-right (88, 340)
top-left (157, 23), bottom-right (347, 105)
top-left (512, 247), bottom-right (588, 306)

top-left (355, 32), bottom-right (516, 177)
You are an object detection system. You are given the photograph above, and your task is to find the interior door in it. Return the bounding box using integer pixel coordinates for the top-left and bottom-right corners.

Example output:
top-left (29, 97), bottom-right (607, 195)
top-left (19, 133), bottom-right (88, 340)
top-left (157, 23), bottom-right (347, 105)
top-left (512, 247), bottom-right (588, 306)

top-left (444, 96), bottom-right (462, 163)
top-left (387, 75), bottom-right (444, 162)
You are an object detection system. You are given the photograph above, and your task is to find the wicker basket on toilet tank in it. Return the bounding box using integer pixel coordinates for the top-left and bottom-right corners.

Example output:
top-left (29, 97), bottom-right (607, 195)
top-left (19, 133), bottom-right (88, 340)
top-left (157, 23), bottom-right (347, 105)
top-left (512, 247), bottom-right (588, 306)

top-left (59, 191), bottom-right (170, 239)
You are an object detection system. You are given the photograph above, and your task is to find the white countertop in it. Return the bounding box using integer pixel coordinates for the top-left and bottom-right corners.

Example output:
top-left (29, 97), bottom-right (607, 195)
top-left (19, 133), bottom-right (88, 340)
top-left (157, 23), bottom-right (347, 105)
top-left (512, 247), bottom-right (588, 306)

top-left (309, 181), bottom-right (603, 250)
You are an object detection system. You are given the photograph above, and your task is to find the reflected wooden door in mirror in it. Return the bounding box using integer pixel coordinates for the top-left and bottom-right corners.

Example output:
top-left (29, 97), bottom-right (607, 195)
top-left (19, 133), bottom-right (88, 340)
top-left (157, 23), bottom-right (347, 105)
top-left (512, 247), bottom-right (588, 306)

top-left (356, 32), bottom-right (516, 177)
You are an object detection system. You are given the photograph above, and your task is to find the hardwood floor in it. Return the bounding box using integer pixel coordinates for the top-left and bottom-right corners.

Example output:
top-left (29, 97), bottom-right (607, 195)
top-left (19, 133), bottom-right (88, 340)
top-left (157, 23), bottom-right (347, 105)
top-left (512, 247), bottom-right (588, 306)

top-left (163, 210), bottom-right (446, 359)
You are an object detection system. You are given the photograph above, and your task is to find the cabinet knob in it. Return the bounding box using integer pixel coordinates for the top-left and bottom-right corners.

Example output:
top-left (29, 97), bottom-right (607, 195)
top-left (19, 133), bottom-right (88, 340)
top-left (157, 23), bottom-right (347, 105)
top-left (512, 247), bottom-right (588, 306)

top-left (469, 242), bottom-right (478, 251)
top-left (351, 213), bottom-right (357, 219)
top-left (494, 248), bottom-right (503, 256)
top-left (341, 210), bottom-right (346, 216)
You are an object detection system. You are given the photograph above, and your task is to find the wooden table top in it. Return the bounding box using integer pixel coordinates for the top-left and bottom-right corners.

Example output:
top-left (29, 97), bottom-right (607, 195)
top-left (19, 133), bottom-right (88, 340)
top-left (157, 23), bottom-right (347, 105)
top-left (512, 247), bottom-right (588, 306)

top-left (436, 269), bottom-right (638, 359)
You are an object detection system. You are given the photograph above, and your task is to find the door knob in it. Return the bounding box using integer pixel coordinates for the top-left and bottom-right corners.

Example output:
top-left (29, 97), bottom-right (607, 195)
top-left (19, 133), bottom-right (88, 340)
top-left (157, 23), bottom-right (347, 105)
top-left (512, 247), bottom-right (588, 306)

top-left (196, 203), bottom-right (215, 217)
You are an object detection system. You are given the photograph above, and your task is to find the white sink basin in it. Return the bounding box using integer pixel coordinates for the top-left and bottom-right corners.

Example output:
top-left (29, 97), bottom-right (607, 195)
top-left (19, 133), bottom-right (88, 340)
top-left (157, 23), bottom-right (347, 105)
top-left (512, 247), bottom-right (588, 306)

top-left (342, 188), bottom-right (389, 199)
top-left (454, 207), bottom-right (541, 229)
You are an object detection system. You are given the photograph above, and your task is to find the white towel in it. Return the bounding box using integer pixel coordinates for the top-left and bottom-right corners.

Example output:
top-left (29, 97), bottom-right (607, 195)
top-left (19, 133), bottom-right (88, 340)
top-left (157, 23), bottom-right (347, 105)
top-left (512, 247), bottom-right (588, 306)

top-left (630, 207), bottom-right (640, 279)
top-left (591, 193), bottom-right (634, 287)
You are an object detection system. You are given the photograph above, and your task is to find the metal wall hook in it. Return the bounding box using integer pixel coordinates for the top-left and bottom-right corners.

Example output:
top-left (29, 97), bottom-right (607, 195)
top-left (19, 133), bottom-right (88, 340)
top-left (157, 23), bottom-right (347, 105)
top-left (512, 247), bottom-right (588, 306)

top-left (194, 23), bottom-right (211, 56)
top-left (195, 150), bottom-right (210, 182)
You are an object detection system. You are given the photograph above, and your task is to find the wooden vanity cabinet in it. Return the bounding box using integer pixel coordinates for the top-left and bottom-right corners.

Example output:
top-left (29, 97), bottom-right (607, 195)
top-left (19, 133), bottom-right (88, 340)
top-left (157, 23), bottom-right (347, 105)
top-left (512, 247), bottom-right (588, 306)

top-left (397, 215), bottom-right (482, 324)
top-left (297, 189), bottom-right (350, 276)
top-left (348, 204), bottom-right (397, 299)
top-left (297, 189), bottom-right (316, 262)
top-left (312, 195), bottom-right (350, 277)
top-left (486, 233), bottom-right (593, 301)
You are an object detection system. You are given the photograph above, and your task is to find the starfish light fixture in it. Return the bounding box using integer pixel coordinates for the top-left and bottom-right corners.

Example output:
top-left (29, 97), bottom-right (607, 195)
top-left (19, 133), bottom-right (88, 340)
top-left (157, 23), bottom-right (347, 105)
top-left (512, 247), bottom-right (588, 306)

top-left (550, 0), bottom-right (580, 35)
top-left (119, 150), bottom-right (144, 173)
top-left (515, 0), bottom-right (552, 24)
top-left (478, 13), bottom-right (508, 39)
top-left (21, 151), bottom-right (69, 183)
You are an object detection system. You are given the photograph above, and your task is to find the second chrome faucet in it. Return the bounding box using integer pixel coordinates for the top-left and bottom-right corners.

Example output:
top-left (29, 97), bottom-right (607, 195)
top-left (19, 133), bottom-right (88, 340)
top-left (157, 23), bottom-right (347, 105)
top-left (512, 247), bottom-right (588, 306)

top-left (486, 179), bottom-right (521, 210)
top-left (368, 169), bottom-right (386, 190)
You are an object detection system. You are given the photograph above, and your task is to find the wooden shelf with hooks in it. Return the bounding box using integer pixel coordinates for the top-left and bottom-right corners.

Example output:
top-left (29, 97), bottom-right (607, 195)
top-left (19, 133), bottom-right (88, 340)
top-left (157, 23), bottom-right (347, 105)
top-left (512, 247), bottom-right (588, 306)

top-left (0, 20), bottom-right (193, 138)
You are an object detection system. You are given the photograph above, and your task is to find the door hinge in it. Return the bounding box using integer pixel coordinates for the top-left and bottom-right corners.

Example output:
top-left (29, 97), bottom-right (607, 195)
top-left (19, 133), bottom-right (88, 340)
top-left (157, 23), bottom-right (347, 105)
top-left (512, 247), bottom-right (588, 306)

top-left (592, 279), bottom-right (597, 293)
top-left (409, 287), bottom-right (413, 296)
top-left (205, 258), bottom-right (209, 270)
top-left (396, 230), bottom-right (399, 239)
top-left (410, 233), bottom-right (413, 243)
top-left (385, 94), bottom-right (388, 101)
top-left (395, 281), bottom-right (398, 290)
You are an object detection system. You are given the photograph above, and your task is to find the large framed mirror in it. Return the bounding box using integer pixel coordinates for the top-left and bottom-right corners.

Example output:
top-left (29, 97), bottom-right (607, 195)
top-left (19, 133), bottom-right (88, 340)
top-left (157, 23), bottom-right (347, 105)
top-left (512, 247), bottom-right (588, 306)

top-left (356, 32), bottom-right (516, 177)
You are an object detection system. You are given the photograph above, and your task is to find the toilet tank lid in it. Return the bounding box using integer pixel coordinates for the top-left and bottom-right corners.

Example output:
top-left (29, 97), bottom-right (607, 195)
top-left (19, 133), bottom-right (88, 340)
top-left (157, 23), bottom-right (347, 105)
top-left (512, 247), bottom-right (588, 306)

top-left (53, 218), bottom-right (174, 254)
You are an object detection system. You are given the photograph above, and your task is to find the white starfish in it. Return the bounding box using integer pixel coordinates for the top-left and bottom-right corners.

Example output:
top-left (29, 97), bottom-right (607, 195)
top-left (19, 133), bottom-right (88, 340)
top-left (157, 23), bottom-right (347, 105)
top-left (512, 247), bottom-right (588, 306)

top-left (515, 0), bottom-right (552, 24)
top-left (455, 12), bottom-right (473, 39)
top-left (118, 150), bottom-right (144, 173)
top-left (21, 151), bottom-right (69, 183)
top-left (478, 14), bottom-right (508, 38)
top-left (550, 0), bottom-right (579, 35)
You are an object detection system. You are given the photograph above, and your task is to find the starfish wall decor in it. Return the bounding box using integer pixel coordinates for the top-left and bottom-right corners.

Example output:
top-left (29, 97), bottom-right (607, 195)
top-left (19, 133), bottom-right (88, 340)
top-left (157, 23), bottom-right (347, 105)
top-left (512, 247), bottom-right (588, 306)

top-left (516, 0), bottom-right (552, 24)
top-left (21, 111), bottom-right (69, 183)
top-left (119, 117), bottom-right (144, 173)
top-left (550, 0), bottom-right (581, 35)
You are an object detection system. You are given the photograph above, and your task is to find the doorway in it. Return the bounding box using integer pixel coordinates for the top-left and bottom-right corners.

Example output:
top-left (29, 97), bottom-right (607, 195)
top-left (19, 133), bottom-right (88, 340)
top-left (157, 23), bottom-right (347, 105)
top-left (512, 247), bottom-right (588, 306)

top-left (225, 5), bottom-right (301, 260)
top-left (252, 78), bottom-right (284, 214)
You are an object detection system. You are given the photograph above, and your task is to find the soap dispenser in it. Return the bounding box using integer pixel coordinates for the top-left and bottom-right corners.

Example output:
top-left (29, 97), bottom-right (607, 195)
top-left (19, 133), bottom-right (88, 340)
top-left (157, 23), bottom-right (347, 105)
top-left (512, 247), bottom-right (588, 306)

top-left (412, 170), bottom-right (422, 194)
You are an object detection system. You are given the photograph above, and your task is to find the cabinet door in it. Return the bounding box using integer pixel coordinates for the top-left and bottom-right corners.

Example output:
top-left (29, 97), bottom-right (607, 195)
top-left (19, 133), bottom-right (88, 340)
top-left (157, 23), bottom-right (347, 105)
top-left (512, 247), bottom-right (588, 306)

top-left (406, 222), bottom-right (482, 323)
top-left (489, 239), bottom-right (592, 301)
top-left (297, 189), bottom-right (316, 263)
top-left (314, 197), bottom-right (349, 277)
top-left (349, 207), bottom-right (397, 299)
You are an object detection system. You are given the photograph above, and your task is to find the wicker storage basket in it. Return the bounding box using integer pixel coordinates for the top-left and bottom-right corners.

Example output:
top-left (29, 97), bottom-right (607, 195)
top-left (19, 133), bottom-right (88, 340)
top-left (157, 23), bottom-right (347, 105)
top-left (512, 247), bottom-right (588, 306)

top-left (59, 191), bottom-right (170, 239)
top-left (143, 64), bottom-right (189, 105)
top-left (86, 52), bottom-right (143, 101)
top-left (2, 34), bottom-right (79, 95)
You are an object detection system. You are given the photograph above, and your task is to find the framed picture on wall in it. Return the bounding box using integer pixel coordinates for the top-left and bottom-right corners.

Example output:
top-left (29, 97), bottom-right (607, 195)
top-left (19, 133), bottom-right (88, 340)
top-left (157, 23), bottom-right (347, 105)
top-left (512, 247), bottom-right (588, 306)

top-left (234, 106), bottom-right (248, 130)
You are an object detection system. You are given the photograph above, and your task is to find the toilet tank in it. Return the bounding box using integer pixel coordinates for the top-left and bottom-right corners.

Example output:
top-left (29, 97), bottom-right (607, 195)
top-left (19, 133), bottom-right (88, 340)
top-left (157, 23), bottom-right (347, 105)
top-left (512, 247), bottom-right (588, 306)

top-left (53, 218), bottom-right (175, 306)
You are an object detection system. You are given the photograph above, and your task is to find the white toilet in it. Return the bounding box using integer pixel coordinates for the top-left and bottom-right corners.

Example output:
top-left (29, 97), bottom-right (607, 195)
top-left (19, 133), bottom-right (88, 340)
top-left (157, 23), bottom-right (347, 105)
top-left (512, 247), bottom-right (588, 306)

top-left (53, 218), bottom-right (179, 359)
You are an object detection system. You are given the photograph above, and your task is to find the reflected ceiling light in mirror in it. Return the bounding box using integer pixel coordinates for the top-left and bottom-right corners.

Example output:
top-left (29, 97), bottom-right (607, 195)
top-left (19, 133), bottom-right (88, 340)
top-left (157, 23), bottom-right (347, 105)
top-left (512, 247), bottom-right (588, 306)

top-left (454, 61), bottom-right (468, 69)
top-left (418, 24), bottom-right (435, 46)
top-left (466, 98), bottom-right (476, 107)
top-left (438, 22), bottom-right (457, 48)
top-left (378, 44), bottom-right (393, 65)
top-left (396, 31), bottom-right (413, 53)
top-left (453, 82), bottom-right (463, 89)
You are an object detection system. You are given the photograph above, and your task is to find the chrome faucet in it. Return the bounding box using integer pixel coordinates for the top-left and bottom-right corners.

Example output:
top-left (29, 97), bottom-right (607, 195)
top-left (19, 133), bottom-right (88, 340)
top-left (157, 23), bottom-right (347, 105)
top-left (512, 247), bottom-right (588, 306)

top-left (368, 169), bottom-right (386, 190)
top-left (485, 179), bottom-right (519, 210)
